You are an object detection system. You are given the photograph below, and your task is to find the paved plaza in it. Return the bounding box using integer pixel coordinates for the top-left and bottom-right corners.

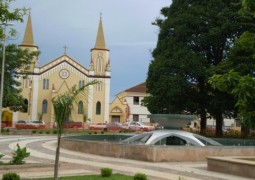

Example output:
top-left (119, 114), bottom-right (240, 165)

top-left (0, 135), bottom-right (253, 180)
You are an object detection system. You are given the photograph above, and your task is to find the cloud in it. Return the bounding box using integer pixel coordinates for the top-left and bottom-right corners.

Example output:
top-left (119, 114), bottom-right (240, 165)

top-left (10, 0), bottom-right (172, 98)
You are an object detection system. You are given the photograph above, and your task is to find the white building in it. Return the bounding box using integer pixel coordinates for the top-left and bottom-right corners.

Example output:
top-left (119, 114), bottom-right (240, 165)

top-left (109, 82), bottom-right (150, 123)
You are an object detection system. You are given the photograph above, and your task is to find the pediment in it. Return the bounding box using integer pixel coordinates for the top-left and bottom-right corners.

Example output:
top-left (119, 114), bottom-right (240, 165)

top-left (38, 55), bottom-right (89, 79)
top-left (111, 106), bottom-right (122, 113)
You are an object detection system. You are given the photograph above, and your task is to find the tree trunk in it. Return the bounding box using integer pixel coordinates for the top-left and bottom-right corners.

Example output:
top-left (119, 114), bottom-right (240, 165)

top-left (54, 133), bottom-right (61, 180)
top-left (215, 112), bottom-right (223, 137)
top-left (200, 108), bottom-right (207, 135)
top-left (241, 125), bottom-right (250, 138)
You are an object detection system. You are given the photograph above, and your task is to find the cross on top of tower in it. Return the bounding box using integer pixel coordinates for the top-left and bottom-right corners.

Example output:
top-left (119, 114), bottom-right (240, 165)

top-left (63, 45), bottom-right (68, 54)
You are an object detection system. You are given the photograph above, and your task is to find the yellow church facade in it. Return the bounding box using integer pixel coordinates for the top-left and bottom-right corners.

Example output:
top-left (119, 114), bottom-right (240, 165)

top-left (13, 14), bottom-right (111, 128)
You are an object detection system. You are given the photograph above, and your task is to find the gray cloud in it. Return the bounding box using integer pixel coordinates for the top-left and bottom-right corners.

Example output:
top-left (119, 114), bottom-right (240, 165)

top-left (10, 0), bottom-right (172, 99)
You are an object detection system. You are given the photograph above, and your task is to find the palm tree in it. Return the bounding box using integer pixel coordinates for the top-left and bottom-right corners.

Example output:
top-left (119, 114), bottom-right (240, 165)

top-left (52, 80), bottom-right (97, 180)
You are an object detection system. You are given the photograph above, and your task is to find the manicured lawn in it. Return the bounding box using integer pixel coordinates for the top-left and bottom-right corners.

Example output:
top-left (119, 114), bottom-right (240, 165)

top-left (33, 174), bottom-right (133, 180)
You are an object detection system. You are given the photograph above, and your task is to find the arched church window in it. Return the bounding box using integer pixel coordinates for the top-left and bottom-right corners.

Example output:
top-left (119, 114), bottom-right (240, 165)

top-left (97, 57), bottom-right (103, 72)
top-left (24, 99), bottom-right (28, 112)
top-left (79, 80), bottom-right (85, 88)
top-left (78, 101), bottom-right (83, 114)
top-left (42, 99), bottom-right (48, 113)
top-left (24, 78), bottom-right (30, 88)
top-left (43, 79), bottom-right (49, 89)
top-left (96, 101), bottom-right (101, 115)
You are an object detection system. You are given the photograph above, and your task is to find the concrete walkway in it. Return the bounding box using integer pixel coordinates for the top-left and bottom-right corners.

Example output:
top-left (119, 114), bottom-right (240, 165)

top-left (0, 135), bottom-right (253, 180)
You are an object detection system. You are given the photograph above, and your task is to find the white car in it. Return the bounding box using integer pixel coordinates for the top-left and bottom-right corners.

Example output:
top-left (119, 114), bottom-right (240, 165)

top-left (128, 121), bottom-right (155, 132)
top-left (31, 120), bottom-right (46, 128)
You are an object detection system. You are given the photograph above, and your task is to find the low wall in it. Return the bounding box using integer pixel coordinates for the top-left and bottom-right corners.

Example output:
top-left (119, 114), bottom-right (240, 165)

top-left (61, 138), bottom-right (255, 162)
top-left (207, 156), bottom-right (255, 179)
top-left (9, 129), bottom-right (32, 135)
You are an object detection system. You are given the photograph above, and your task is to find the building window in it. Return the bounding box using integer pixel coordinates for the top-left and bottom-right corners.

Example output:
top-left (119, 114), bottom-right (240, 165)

top-left (43, 79), bottom-right (49, 89)
top-left (42, 99), bottom-right (48, 113)
top-left (133, 114), bottom-right (139, 121)
top-left (79, 80), bottom-right (85, 88)
top-left (133, 96), bottom-right (139, 105)
top-left (24, 99), bottom-right (28, 112)
top-left (24, 78), bottom-right (30, 88)
top-left (78, 101), bottom-right (83, 114)
top-left (96, 101), bottom-right (101, 115)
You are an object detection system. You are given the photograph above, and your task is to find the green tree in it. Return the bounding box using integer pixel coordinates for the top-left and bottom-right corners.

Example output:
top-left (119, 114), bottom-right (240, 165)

top-left (1, 0), bottom-right (37, 111)
top-left (209, 71), bottom-right (255, 137)
top-left (52, 80), bottom-right (97, 180)
top-left (0, 0), bottom-right (27, 38)
top-left (209, 0), bottom-right (255, 137)
top-left (0, 44), bottom-right (39, 111)
top-left (144, 0), bottom-right (245, 136)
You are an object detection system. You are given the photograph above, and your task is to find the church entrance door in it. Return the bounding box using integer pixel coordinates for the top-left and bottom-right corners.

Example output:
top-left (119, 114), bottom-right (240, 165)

top-left (112, 116), bottom-right (120, 123)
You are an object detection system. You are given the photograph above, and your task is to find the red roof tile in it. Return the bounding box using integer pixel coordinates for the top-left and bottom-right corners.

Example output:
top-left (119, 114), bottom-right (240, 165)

top-left (124, 82), bottom-right (146, 93)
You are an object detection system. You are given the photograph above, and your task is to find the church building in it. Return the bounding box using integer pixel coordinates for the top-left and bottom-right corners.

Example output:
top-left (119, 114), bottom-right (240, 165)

top-left (13, 14), bottom-right (111, 128)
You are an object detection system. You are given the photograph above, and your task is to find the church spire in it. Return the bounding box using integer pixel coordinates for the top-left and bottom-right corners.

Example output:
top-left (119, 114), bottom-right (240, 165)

top-left (21, 13), bottom-right (35, 46)
top-left (94, 14), bottom-right (106, 49)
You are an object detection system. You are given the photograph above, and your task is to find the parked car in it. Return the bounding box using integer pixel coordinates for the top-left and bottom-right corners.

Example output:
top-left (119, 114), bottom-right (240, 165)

top-left (15, 120), bottom-right (45, 129)
top-left (154, 123), bottom-right (164, 130)
top-left (88, 123), bottom-right (106, 130)
top-left (15, 120), bottom-right (33, 129)
top-left (121, 122), bottom-right (130, 130)
top-left (53, 121), bottom-right (83, 129)
top-left (31, 120), bottom-right (46, 129)
top-left (64, 121), bottom-right (83, 129)
top-left (106, 122), bottom-right (123, 131)
top-left (128, 121), bottom-right (155, 132)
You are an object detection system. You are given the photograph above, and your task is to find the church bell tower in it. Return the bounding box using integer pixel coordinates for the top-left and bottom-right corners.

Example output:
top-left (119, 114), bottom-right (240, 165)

top-left (88, 15), bottom-right (111, 123)
top-left (89, 15), bottom-right (110, 76)
top-left (19, 13), bottom-right (39, 71)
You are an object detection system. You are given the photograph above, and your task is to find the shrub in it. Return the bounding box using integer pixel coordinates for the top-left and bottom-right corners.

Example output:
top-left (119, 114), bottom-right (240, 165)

top-left (10, 144), bottom-right (30, 165)
top-left (2, 172), bottom-right (20, 180)
top-left (46, 130), bottom-right (50, 134)
top-left (32, 130), bottom-right (37, 134)
top-left (94, 131), bottom-right (97, 134)
top-left (53, 130), bottom-right (58, 134)
top-left (101, 167), bottom-right (112, 177)
top-left (101, 131), bottom-right (104, 134)
top-left (134, 173), bottom-right (147, 180)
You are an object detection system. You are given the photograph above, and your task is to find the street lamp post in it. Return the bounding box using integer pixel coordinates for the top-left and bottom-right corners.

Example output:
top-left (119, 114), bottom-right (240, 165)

top-left (0, 22), bottom-right (13, 134)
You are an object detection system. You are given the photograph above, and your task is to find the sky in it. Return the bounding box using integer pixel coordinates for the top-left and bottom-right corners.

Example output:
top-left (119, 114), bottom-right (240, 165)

top-left (9, 0), bottom-right (172, 101)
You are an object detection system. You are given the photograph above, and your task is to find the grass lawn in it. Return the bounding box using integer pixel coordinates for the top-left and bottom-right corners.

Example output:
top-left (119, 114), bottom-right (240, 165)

top-left (32, 174), bottom-right (133, 180)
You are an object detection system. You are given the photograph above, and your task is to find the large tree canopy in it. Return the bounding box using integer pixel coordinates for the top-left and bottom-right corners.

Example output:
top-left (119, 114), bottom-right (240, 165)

top-left (0, 0), bottom-right (27, 38)
top-left (144, 0), bottom-right (246, 136)
top-left (209, 0), bottom-right (255, 137)
top-left (0, 44), bottom-right (39, 111)
top-left (1, 0), bottom-right (38, 111)
top-left (209, 71), bottom-right (255, 131)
